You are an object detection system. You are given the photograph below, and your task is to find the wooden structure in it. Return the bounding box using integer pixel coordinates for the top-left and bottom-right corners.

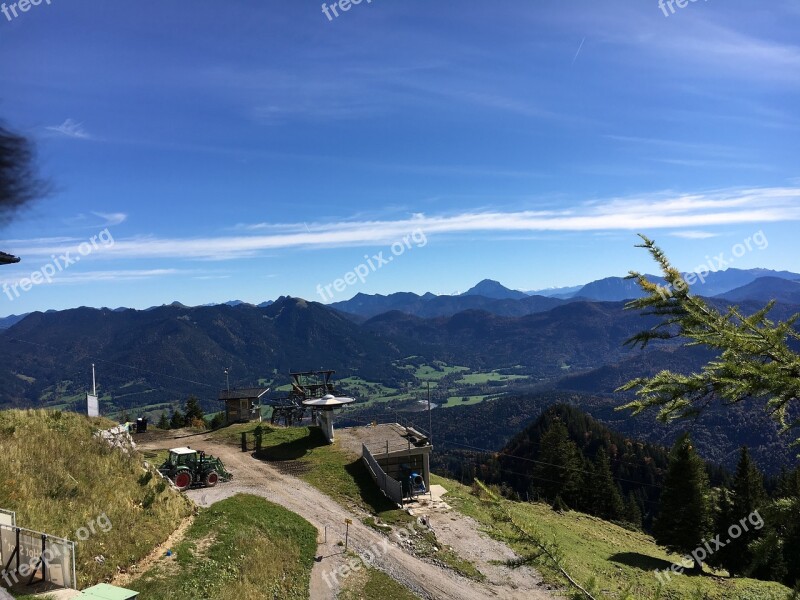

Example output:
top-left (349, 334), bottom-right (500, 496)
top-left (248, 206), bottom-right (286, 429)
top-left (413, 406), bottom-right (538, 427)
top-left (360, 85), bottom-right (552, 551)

top-left (219, 388), bottom-right (269, 425)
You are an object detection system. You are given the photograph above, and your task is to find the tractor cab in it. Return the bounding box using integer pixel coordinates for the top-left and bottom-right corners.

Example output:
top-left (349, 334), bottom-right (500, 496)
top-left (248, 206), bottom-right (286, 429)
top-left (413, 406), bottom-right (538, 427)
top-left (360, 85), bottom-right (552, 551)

top-left (158, 446), bottom-right (231, 491)
top-left (165, 447), bottom-right (200, 468)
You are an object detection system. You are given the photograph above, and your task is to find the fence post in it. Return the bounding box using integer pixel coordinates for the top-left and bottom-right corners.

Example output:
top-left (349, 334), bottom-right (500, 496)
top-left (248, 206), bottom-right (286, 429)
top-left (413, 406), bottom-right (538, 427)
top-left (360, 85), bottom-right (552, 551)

top-left (384, 441), bottom-right (389, 493)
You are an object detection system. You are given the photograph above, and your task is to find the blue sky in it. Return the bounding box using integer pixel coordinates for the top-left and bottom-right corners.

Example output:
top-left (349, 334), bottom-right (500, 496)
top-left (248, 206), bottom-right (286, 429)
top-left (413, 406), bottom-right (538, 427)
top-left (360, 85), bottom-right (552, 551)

top-left (0, 0), bottom-right (798, 315)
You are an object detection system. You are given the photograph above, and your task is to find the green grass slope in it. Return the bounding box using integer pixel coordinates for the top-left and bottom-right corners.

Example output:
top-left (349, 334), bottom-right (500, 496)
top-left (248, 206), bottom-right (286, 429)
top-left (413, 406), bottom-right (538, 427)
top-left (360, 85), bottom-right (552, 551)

top-left (129, 494), bottom-right (317, 600)
top-left (0, 409), bottom-right (192, 589)
top-left (436, 476), bottom-right (791, 600)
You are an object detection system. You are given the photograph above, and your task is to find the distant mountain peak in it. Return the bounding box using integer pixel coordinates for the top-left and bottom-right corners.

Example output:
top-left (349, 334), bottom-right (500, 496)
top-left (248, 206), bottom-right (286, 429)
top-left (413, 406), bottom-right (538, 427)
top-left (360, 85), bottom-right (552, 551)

top-left (461, 279), bottom-right (528, 300)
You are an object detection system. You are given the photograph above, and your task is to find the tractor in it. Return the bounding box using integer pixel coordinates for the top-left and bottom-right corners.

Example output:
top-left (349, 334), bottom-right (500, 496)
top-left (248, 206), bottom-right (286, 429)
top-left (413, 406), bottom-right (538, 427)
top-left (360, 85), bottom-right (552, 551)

top-left (158, 447), bottom-right (232, 491)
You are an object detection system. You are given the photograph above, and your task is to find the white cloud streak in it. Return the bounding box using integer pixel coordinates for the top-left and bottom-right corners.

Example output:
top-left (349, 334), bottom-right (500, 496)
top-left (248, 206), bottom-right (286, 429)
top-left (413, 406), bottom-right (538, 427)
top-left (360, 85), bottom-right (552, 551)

top-left (45, 119), bottom-right (92, 140)
top-left (0, 269), bottom-right (179, 286)
top-left (669, 230), bottom-right (720, 240)
top-left (91, 212), bottom-right (128, 227)
top-left (11, 187), bottom-right (800, 261)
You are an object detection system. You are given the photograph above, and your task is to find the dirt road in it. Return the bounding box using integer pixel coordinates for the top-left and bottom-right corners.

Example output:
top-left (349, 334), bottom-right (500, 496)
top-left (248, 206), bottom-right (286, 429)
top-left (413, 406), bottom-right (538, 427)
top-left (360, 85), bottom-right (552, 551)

top-left (139, 431), bottom-right (556, 600)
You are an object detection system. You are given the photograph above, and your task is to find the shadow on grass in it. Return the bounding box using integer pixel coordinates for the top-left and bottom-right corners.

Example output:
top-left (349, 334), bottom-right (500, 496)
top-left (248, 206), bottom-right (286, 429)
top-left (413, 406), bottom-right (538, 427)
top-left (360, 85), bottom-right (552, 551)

top-left (344, 458), bottom-right (401, 515)
top-left (609, 552), bottom-right (677, 572)
top-left (254, 428), bottom-right (328, 461)
top-left (610, 552), bottom-right (711, 577)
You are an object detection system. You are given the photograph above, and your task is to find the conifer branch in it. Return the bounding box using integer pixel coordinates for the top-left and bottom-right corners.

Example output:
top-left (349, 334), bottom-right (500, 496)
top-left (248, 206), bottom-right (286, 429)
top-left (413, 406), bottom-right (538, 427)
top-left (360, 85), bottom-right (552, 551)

top-left (617, 235), bottom-right (800, 447)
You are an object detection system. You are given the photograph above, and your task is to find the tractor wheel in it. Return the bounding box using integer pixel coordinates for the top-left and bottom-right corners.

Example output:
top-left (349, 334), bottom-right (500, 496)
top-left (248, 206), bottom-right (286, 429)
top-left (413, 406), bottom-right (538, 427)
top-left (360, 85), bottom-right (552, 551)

top-left (173, 470), bottom-right (192, 491)
top-left (203, 470), bottom-right (219, 488)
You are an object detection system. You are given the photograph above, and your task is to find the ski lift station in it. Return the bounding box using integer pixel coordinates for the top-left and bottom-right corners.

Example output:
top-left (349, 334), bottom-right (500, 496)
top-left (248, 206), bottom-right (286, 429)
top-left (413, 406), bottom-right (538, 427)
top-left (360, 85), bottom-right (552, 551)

top-left (347, 423), bottom-right (433, 505)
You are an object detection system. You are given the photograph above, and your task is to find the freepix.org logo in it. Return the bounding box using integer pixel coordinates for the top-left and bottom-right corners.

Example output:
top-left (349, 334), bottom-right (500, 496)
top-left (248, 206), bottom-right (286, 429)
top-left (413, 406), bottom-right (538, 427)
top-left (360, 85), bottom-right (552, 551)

top-left (2, 228), bottom-right (115, 302)
top-left (1, 0), bottom-right (52, 23)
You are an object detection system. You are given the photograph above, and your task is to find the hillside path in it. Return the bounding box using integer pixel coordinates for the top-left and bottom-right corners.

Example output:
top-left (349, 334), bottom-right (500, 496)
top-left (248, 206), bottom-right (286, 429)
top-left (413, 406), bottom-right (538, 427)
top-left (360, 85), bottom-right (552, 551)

top-left (139, 430), bottom-right (556, 600)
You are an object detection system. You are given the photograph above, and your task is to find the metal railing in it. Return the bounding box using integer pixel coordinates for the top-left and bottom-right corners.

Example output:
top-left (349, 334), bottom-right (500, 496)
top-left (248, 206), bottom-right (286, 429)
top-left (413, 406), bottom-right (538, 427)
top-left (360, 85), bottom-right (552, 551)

top-left (362, 443), bottom-right (404, 506)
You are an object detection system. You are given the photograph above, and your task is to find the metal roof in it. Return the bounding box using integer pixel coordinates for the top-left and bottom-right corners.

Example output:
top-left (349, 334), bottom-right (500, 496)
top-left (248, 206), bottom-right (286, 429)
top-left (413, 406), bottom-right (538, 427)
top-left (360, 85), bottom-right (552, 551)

top-left (302, 394), bottom-right (355, 408)
top-left (343, 423), bottom-right (431, 456)
top-left (218, 387), bottom-right (270, 401)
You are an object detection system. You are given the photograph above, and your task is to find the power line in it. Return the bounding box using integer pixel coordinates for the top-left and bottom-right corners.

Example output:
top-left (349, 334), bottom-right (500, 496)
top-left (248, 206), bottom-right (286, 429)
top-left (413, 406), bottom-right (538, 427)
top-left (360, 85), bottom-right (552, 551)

top-left (4, 336), bottom-right (218, 389)
top-left (340, 412), bottom-right (665, 492)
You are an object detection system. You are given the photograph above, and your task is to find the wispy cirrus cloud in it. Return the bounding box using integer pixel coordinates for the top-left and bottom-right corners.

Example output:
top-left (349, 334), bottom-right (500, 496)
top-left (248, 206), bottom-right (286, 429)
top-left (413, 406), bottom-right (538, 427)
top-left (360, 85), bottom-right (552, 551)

top-left (91, 212), bottom-right (127, 227)
top-left (0, 269), bottom-right (179, 287)
top-left (11, 187), bottom-right (800, 261)
top-left (45, 119), bottom-right (92, 140)
top-left (669, 230), bottom-right (720, 240)
top-left (61, 212), bottom-right (127, 229)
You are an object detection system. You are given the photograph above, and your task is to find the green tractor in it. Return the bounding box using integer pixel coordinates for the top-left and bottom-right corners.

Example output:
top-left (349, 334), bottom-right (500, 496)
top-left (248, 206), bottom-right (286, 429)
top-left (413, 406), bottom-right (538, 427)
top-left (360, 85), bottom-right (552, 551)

top-left (158, 447), bottom-right (232, 491)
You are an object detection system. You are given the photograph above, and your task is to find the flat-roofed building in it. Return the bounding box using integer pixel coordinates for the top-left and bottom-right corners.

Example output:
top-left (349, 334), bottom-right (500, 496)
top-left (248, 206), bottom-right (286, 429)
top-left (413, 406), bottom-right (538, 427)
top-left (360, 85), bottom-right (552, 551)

top-left (344, 423), bottom-right (432, 504)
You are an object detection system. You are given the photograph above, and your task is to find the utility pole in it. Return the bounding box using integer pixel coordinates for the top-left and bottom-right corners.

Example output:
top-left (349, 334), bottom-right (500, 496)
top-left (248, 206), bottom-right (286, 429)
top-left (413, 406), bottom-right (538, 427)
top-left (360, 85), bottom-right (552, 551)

top-left (224, 367), bottom-right (230, 392)
top-left (427, 380), bottom-right (432, 445)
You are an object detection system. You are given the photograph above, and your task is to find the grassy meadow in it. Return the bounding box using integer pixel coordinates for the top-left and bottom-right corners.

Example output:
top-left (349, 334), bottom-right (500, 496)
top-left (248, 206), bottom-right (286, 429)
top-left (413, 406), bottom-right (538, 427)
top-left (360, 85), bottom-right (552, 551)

top-left (436, 475), bottom-right (792, 600)
top-left (129, 494), bottom-right (317, 600)
top-left (0, 409), bottom-right (192, 588)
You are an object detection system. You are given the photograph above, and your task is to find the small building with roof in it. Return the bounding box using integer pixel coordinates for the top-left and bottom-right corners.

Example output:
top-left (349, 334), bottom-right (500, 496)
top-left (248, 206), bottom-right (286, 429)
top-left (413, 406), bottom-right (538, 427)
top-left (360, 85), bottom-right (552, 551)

top-left (343, 423), bottom-right (432, 505)
top-left (219, 387), bottom-right (270, 425)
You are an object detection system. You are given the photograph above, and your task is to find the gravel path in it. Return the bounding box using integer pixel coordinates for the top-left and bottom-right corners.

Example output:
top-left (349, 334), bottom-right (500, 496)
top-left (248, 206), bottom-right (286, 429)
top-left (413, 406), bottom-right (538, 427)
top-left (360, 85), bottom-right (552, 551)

top-left (139, 430), bottom-right (557, 600)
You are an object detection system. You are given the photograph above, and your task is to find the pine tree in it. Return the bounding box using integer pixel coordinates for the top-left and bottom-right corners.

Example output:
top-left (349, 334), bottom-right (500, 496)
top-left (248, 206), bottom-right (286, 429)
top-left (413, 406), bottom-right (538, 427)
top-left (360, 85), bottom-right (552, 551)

top-left (169, 409), bottom-right (185, 429)
top-left (618, 235), bottom-right (800, 445)
top-left (532, 420), bottom-right (583, 508)
top-left (624, 491), bottom-right (643, 529)
top-left (185, 395), bottom-right (204, 422)
top-left (587, 448), bottom-right (625, 521)
top-left (709, 487), bottom-right (736, 573)
top-left (653, 433), bottom-right (711, 570)
top-left (747, 498), bottom-right (797, 585)
top-left (782, 498), bottom-right (800, 586)
top-left (728, 446), bottom-right (767, 574)
top-left (209, 412), bottom-right (225, 430)
top-left (778, 466), bottom-right (800, 499)
top-left (157, 411), bottom-right (169, 430)
top-left (715, 447), bottom-right (767, 577)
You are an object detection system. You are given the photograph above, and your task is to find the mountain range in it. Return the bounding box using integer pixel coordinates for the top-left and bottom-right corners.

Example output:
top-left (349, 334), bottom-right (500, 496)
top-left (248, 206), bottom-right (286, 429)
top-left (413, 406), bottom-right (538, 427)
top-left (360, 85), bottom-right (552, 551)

top-left (3, 268), bottom-right (796, 327)
top-left (330, 268), bottom-right (800, 319)
top-left (1, 266), bottom-right (798, 474)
